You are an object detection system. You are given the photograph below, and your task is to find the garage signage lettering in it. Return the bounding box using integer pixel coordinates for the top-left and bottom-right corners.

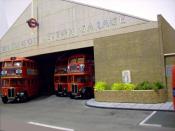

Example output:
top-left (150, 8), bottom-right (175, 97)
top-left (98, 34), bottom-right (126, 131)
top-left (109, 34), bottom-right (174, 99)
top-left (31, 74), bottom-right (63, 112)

top-left (0, 15), bottom-right (127, 52)
top-left (47, 16), bottom-right (126, 42)
top-left (0, 37), bottom-right (37, 53)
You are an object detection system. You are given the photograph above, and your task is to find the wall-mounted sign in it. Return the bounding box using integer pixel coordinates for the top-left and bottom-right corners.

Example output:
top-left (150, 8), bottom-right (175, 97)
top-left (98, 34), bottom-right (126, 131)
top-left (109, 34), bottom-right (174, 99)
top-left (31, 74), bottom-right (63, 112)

top-left (27, 18), bottom-right (39, 28)
top-left (122, 70), bottom-right (131, 83)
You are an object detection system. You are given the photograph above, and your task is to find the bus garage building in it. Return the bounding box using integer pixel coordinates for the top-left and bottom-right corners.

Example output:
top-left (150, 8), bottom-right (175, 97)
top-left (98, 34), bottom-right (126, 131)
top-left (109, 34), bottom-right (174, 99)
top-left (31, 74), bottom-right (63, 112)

top-left (0, 0), bottom-right (175, 101)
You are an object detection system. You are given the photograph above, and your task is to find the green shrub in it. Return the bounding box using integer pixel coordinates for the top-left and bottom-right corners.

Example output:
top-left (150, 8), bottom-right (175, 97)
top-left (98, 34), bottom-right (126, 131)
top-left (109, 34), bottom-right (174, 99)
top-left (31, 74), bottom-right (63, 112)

top-left (135, 81), bottom-right (164, 91)
top-left (94, 81), bottom-right (164, 91)
top-left (154, 82), bottom-right (164, 89)
top-left (152, 82), bottom-right (164, 91)
top-left (123, 83), bottom-right (136, 90)
top-left (135, 81), bottom-right (152, 90)
top-left (111, 83), bottom-right (136, 90)
top-left (94, 81), bottom-right (109, 91)
top-left (111, 83), bottom-right (124, 90)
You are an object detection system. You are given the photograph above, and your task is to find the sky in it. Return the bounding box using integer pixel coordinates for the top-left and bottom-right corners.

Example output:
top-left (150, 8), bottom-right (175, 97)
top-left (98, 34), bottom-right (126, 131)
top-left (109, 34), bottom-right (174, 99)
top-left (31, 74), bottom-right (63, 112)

top-left (0, 0), bottom-right (175, 38)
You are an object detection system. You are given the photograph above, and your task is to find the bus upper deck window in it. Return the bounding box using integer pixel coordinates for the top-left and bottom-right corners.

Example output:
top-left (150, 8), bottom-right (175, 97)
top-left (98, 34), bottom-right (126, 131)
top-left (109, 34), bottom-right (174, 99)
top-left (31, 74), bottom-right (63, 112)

top-left (2, 80), bottom-right (9, 86)
top-left (14, 61), bottom-right (22, 67)
top-left (31, 63), bottom-right (33, 68)
top-left (4, 62), bottom-right (12, 67)
top-left (69, 58), bottom-right (76, 64)
top-left (26, 62), bottom-right (29, 67)
top-left (77, 57), bottom-right (84, 63)
top-left (23, 62), bottom-right (26, 66)
top-left (33, 64), bottom-right (36, 69)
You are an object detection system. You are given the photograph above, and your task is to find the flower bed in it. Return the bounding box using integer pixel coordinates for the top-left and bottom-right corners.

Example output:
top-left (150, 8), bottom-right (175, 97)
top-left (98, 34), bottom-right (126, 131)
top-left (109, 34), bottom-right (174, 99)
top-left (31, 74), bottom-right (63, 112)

top-left (94, 81), bottom-right (168, 103)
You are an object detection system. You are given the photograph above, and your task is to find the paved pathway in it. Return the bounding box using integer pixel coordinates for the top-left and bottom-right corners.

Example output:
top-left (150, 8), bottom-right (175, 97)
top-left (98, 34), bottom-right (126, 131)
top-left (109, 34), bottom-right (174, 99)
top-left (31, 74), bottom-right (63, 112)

top-left (86, 99), bottom-right (174, 111)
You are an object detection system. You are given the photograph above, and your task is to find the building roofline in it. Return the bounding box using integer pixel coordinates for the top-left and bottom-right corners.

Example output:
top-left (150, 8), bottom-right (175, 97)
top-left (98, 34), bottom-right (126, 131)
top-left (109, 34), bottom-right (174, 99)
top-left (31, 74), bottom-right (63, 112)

top-left (62, 0), bottom-right (152, 22)
top-left (0, 0), bottom-right (153, 40)
top-left (0, 3), bottom-right (31, 40)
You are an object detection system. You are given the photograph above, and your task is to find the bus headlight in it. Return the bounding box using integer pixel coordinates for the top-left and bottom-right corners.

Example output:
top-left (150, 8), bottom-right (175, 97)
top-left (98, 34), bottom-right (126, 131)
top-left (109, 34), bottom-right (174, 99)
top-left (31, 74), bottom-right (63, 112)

top-left (16, 69), bottom-right (22, 74)
top-left (79, 64), bottom-right (85, 72)
top-left (17, 92), bottom-right (24, 96)
top-left (1, 70), bottom-right (7, 75)
top-left (20, 92), bottom-right (24, 96)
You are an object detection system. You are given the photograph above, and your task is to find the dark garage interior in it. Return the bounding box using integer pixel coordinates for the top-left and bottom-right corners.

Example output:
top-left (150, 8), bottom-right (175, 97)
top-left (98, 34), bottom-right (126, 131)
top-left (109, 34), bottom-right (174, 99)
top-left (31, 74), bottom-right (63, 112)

top-left (28, 47), bottom-right (94, 96)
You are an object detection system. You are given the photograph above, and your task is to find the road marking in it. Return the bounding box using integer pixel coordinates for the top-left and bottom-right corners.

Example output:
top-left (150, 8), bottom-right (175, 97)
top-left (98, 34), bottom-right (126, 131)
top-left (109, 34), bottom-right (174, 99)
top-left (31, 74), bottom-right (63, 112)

top-left (139, 111), bottom-right (162, 127)
top-left (28, 121), bottom-right (74, 131)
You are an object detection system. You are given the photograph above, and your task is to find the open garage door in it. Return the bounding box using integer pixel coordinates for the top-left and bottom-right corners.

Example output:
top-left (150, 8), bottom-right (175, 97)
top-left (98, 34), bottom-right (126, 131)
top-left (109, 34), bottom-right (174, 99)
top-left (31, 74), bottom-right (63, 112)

top-left (28, 47), bottom-right (94, 96)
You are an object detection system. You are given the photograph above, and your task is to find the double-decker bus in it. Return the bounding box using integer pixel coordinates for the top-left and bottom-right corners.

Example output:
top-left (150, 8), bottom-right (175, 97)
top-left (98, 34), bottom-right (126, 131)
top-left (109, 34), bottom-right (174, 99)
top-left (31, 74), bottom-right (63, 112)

top-left (67, 54), bottom-right (94, 99)
top-left (1, 57), bottom-right (39, 103)
top-left (54, 57), bottom-right (69, 96)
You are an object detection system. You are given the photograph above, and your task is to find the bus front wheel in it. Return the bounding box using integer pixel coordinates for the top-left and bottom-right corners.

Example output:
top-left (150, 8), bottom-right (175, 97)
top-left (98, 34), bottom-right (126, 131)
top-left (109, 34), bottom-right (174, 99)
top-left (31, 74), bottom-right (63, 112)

top-left (21, 92), bottom-right (28, 102)
top-left (2, 97), bottom-right (8, 104)
top-left (70, 94), bottom-right (75, 99)
top-left (82, 87), bottom-right (92, 99)
top-left (16, 92), bottom-right (28, 103)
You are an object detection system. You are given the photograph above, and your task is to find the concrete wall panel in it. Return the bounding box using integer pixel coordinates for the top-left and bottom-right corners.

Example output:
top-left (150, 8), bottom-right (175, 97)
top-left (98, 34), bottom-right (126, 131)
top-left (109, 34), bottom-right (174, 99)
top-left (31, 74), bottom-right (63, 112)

top-left (0, 0), bottom-right (150, 60)
top-left (158, 15), bottom-right (175, 100)
top-left (94, 28), bottom-right (164, 85)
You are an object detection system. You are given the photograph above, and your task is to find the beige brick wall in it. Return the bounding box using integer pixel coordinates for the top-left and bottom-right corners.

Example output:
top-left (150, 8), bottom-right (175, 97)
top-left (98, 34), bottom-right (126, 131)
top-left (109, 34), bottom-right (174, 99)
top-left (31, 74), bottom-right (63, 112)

top-left (94, 28), bottom-right (165, 86)
top-left (158, 15), bottom-right (175, 54)
top-left (158, 15), bottom-right (175, 101)
top-left (95, 89), bottom-right (168, 103)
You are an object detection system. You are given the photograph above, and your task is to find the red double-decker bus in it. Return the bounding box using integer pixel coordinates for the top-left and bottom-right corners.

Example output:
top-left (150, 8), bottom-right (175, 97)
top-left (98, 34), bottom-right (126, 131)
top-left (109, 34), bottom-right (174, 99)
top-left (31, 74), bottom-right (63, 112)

top-left (0, 57), bottom-right (40, 103)
top-left (67, 54), bottom-right (94, 99)
top-left (54, 57), bottom-right (69, 96)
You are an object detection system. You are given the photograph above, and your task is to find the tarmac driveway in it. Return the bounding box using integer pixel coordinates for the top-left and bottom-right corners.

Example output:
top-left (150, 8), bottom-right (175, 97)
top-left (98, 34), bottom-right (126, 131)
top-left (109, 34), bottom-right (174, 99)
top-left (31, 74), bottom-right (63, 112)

top-left (0, 95), bottom-right (174, 131)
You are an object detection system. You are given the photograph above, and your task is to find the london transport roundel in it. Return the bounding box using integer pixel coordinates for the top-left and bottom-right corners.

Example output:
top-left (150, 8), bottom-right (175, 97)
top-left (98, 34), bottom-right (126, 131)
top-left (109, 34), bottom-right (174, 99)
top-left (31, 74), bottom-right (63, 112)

top-left (27, 18), bottom-right (39, 28)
